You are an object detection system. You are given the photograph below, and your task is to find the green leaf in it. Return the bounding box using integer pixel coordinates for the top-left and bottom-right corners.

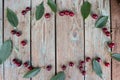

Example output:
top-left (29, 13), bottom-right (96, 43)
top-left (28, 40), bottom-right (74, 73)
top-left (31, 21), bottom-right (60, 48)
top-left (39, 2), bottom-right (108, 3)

top-left (95, 16), bottom-right (108, 28)
top-left (0, 39), bottom-right (13, 64)
top-left (111, 53), bottom-right (120, 61)
top-left (23, 68), bottom-right (41, 78)
top-left (47, 0), bottom-right (57, 13)
top-left (92, 59), bottom-right (103, 79)
top-left (36, 2), bottom-right (45, 20)
top-left (50, 71), bottom-right (65, 80)
top-left (81, 1), bottom-right (91, 19)
top-left (7, 8), bottom-right (18, 27)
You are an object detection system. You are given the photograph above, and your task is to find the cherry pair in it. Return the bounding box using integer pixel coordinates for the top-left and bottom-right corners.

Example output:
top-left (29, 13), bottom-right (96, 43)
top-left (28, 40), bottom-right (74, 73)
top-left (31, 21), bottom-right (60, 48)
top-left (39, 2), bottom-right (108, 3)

top-left (11, 29), bottom-right (22, 37)
top-left (21, 7), bottom-right (31, 15)
top-left (102, 28), bottom-right (111, 37)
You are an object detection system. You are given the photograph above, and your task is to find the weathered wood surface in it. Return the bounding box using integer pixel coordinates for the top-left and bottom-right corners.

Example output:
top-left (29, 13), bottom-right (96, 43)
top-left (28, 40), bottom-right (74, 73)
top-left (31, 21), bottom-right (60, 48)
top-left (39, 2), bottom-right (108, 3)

top-left (1, 0), bottom-right (120, 80)
top-left (85, 0), bottom-right (111, 80)
top-left (31, 0), bottom-right (55, 80)
top-left (111, 0), bottom-right (120, 80)
top-left (0, 0), bottom-right (3, 80)
top-left (56, 0), bottom-right (84, 80)
top-left (4, 0), bottom-right (31, 80)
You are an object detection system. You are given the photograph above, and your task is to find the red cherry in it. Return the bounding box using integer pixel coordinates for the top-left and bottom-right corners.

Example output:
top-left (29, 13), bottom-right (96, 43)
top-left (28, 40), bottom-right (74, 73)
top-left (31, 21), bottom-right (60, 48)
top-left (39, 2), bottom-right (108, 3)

top-left (69, 11), bottom-right (74, 17)
top-left (28, 66), bottom-right (34, 70)
top-left (104, 62), bottom-right (110, 67)
top-left (12, 58), bottom-right (17, 63)
top-left (21, 40), bottom-right (27, 46)
top-left (23, 62), bottom-right (29, 67)
top-left (16, 31), bottom-right (22, 37)
top-left (96, 57), bottom-right (101, 62)
top-left (26, 7), bottom-right (31, 11)
top-left (108, 42), bottom-right (115, 48)
top-left (80, 61), bottom-right (85, 65)
top-left (92, 14), bottom-right (98, 19)
top-left (102, 28), bottom-right (108, 33)
top-left (11, 30), bottom-right (17, 35)
top-left (64, 10), bottom-right (69, 15)
top-left (79, 65), bottom-right (83, 71)
top-left (61, 65), bottom-right (67, 70)
top-left (15, 60), bottom-right (22, 67)
top-left (46, 65), bottom-right (52, 71)
top-left (105, 31), bottom-right (110, 37)
top-left (69, 62), bottom-right (74, 67)
top-left (45, 13), bottom-right (51, 18)
top-left (21, 10), bottom-right (26, 15)
top-left (59, 11), bottom-right (65, 16)
top-left (86, 57), bottom-right (91, 62)
top-left (81, 70), bottom-right (86, 75)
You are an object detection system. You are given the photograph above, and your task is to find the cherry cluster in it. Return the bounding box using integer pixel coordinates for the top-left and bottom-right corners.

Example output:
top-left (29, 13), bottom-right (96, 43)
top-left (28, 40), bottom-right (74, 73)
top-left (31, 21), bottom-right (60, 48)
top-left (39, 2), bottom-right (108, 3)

top-left (12, 58), bottom-right (52, 71)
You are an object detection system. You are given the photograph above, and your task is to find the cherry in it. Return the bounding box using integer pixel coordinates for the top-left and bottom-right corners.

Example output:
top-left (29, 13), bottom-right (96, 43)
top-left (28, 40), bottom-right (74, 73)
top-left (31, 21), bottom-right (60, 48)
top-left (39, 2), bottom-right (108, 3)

top-left (86, 57), bottom-right (91, 62)
top-left (26, 7), bottom-right (31, 11)
top-left (16, 61), bottom-right (22, 67)
top-left (45, 13), bottom-right (51, 18)
top-left (23, 62), bottom-right (29, 67)
top-left (81, 70), bottom-right (86, 75)
top-left (108, 42), bottom-right (115, 48)
top-left (12, 58), bottom-right (17, 63)
top-left (91, 14), bottom-right (98, 19)
top-left (96, 57), bottom-right (101, 62)
top-left (69, 11), bottom-right (74, 17)
top-left (61, 65), bottom-right (67, 71)
top-left (79, 61), bottom-right (85, 65)
top-left (105, 31), bottom-right (110, 37)
top-left (16, 31), bottom-right (22, 37)
top-left (59, 11), bottom-right (65, 16)
top-left (69, 62), bottom-right (74, 67)
top-left (11, 30), bottom-right (17, 35)
top-left (79, 65), bottom-right (83, 71)
top-left (64, 10), bottom-right (69, 16)
top-left (46, 65), bottom-right (52, 71)
top-left (21, 40), bottom-right (27, 46)
top-left (102, 28), bottom-right (108, 33)
top-left (21, 10), bottom-right (26, 15)
top-left (104, 62), bottom-right (110, 67)
top-left (28, 66), bottom-right (34, 70)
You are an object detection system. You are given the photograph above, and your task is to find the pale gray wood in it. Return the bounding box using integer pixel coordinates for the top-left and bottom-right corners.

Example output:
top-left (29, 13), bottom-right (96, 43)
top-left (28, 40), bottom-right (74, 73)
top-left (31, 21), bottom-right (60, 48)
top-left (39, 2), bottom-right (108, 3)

top-left (0, 0), bottom-right (2, 20)
top-left (56, 0), bottom-right (84, 80)
top-left (31, 0), bottom-right (55, 80)
top-left (85, 0), bottom-right (111, 80)
top-left (0, 0), bottom-right (4, 80)
top-left (4, 0), bottom-right (31, 80)
top-left (0, 20), bottom-right (4, 80)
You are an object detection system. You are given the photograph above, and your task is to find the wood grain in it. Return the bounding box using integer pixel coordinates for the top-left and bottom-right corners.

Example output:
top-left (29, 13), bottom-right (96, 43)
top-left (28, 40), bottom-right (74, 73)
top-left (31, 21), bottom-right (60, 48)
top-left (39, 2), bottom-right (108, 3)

top-left (85, 0), bottom-right (111, 80)
top-left (0, 0), bottom-right (2, 20)
top-left (4, 0), bottom-right (31, 80)
top-left (31, 0), bottom-right (55, 80)
top-left (56, 0), bottom-right (84, 80)
top-left (0, 0), bottom-right (3, 79)
top-left (111, 0), bottom-right (120, 80)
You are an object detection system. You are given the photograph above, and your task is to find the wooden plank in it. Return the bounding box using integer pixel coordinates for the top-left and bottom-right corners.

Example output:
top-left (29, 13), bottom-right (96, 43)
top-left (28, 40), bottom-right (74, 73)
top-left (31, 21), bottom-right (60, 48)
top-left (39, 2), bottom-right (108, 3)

top-left (85, 0), bottom-right (111, 80)
top-left (0, 0), bottom-right (4, 80)
top-left (0, 20), bottom-right (3, 80)
top-left (31, 0), bottom-right (55, 80)
top-left (56, 0), bottom-right (84, 80)
top-left (0, 0), bottom-right (2, 20)
top-left (4, 0), bottom-right (31, 80)
top-left (111, 0), bottom-right (120, 80)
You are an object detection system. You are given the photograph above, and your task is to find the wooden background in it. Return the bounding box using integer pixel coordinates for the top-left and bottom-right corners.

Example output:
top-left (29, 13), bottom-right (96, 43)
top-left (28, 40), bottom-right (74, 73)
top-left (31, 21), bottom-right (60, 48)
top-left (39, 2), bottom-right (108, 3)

top-left (0, 0), bottom-right (120, 80)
